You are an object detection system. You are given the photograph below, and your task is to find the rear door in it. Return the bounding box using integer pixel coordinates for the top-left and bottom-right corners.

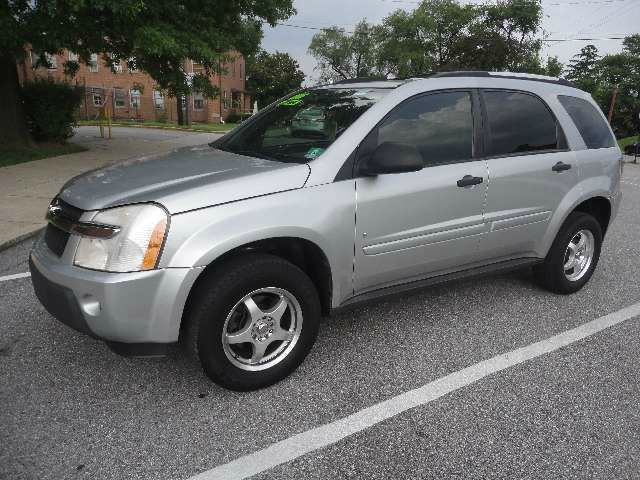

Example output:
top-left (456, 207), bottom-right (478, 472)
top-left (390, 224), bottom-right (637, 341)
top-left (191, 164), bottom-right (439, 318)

top-left (478, 89), bottom-right (580, 260)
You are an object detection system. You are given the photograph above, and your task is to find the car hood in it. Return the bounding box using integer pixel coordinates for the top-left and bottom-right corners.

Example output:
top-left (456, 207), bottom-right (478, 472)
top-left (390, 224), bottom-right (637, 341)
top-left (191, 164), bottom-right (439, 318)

top-left (59, 145), bottom-right (311, 213)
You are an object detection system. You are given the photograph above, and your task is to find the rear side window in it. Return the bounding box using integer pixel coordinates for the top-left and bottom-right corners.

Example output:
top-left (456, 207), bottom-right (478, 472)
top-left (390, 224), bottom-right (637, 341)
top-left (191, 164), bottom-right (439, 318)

top-left (374, 91), bottom-right (474, 167)
top-left (483, 90), bottom-right (559, 156)
top-left (558, 95), bottom-right (615, 149)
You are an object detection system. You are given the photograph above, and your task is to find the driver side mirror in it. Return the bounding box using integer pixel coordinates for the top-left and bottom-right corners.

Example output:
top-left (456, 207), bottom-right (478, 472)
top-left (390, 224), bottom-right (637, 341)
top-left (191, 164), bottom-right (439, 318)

top-left (359, 142), bottom-right (423, 176)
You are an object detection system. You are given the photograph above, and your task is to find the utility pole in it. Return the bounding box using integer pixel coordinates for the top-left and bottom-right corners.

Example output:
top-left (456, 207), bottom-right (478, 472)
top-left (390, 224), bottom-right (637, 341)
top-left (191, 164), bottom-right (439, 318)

top-left (607, 84), bottom-right (618, 124)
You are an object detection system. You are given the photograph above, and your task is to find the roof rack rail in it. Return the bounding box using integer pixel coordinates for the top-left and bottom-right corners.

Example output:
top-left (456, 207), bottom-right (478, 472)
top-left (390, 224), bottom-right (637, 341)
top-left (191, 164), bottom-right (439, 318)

top-left (331, 77), bottom-right (391, 85)
top-left (419, 71), bottom-right (576, 88)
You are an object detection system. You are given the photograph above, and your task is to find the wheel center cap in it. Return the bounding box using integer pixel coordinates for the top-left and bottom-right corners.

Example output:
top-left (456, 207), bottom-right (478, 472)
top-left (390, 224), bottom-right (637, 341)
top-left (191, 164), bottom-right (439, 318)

top-left (252, 317), bottom-right (274, 342)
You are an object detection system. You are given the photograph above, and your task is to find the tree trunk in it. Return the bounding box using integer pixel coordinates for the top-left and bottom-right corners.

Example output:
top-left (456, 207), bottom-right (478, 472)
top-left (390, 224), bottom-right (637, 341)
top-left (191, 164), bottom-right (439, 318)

top-left (0, 53), bottom-right (32, 146)
top-left (176, 94), bottom-right (185, 125)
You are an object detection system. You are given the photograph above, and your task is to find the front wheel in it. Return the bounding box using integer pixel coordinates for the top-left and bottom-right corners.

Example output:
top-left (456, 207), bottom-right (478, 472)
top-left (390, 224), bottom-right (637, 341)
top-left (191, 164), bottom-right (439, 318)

top-left (534, 212), bottom-right (602, 294)
top-left (184, 254), bottom-right (320, 391)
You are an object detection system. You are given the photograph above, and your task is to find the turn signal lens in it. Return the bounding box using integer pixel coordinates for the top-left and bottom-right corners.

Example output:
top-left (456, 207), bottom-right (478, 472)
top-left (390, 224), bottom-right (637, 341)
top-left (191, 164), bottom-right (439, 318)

top-left (141, 218), bottom-right (167, 270)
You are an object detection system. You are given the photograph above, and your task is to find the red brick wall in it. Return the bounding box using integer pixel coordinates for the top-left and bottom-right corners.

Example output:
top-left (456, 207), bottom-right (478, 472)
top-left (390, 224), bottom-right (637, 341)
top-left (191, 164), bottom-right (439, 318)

top-left (19, 50), bottom-right (250, 124)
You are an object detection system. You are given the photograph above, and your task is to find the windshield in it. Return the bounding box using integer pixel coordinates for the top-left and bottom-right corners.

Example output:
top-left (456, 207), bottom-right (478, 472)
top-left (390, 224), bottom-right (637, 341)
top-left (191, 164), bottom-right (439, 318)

top-left (215, 87), bottom-right (392, 163)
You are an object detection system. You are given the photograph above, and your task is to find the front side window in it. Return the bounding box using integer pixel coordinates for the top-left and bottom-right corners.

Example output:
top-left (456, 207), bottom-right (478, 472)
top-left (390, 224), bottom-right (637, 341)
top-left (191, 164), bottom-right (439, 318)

top-left (371, 91), bottom-right (474, 167)
top-left (483, 90), bottom-right (558, 156)
top-left (558, 95), bottom-right (615, 149)
top-left (216, 87), bottom-right (391, 164)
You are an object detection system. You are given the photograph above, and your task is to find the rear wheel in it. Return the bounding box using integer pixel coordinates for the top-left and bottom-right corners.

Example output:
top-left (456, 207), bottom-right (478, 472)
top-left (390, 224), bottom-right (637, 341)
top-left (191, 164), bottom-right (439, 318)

top-left (184, 254), bottom-right (320, 391)
top-left (534, 212), bottom-right (602, 294)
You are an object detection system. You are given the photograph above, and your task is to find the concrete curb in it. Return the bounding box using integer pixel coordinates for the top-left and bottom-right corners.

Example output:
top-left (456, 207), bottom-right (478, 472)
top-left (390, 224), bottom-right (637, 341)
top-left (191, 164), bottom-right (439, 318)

top-left (78, 122), bottom-right (234, 134)
top-left (0, 227), bottom-right (43, 253)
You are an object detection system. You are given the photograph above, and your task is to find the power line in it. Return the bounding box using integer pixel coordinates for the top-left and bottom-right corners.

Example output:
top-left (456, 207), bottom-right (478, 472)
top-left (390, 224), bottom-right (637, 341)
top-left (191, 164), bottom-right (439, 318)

top-left (381, 0), bottom-right (631, 5)
top-left (269, 21), bottom-right (629, 42)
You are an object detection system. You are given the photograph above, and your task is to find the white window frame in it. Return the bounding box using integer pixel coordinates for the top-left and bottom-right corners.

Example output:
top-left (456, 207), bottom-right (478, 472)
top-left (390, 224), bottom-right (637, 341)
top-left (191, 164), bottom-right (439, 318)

top-left (128, 57), bottom-right (138, 73)
top-left (193, 92), bottom-right (205, 110)
top-left (114, 88), bottom-right (126, 108)
top-left (153, 90), bottom-right (165, 109)
top-left (222, 90), bottom-right (230, 110)
top-left (88, 53), bottom-right (99, 72)
top-left (68, 51), bottom-right (79, 62)
top-left (45, 53), bottom-right (57, 70)
top-left (130, 89), bottom-right (141, 108)
top-left (91, 88), bottom-right (104, 107)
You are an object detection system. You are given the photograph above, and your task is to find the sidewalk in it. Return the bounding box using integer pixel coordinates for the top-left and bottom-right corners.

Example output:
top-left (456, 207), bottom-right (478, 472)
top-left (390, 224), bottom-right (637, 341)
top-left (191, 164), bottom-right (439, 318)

top-left (0, 126), bottom-right (223, 250)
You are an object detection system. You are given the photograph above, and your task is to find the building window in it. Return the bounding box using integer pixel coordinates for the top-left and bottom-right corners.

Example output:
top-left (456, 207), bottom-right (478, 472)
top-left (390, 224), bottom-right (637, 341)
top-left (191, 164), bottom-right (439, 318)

top-left (45, 53), bottom-right (57, 70)
top-left (128, 57), bottom-right (138, 73)
top-left (232, 91), bottom-right (241, 109)
top-left (88, 54), bottom-right (99, 72)
top-left (153, 90), bottom-right (165, 109)
top-left (68, 51), bottom-right (78, 62)
top-left (91, 87), bottom-right (104, 107)
top-left (30, 51), bottom-right (41, 68)
top-left (130, 89), bottom-right (141, 108)
top-left (193, 92), bottom-right (205, 110)
top-left (112, 59), bottom-right (123, 73)
top-left (114, 88), bottom-right (126, 108)
top-left (223, 90), bottom-right (230, 110)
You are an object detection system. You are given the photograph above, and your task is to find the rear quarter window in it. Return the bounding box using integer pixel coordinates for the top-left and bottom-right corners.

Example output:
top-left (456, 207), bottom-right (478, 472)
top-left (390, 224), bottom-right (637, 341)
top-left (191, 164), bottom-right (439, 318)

top-left (558, 95), bottom-right (615, 149)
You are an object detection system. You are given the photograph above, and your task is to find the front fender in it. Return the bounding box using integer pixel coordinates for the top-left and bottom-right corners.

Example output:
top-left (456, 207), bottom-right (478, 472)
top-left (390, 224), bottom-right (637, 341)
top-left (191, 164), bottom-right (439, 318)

top-left (159, 182), bottom-right (356, 306)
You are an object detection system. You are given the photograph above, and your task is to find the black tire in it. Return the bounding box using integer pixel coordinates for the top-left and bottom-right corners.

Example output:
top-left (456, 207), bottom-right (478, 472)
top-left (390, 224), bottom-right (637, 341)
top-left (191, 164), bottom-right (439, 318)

top-left (183, 253), bottom-right (320, 391)
top-left (534, 211), bottom-right (602, 294)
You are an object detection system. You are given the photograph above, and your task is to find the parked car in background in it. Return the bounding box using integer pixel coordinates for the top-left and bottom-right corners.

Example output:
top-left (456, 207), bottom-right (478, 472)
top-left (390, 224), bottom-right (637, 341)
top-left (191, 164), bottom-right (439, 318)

top-left (31, 72), bottom-right (622, 391)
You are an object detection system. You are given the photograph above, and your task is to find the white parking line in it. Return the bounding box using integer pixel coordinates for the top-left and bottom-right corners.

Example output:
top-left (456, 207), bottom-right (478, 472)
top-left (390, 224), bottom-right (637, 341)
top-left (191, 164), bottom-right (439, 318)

top-left (0, 272), bottom-right (31, 283)
top-left (188, 301), bottom-right (640, 480)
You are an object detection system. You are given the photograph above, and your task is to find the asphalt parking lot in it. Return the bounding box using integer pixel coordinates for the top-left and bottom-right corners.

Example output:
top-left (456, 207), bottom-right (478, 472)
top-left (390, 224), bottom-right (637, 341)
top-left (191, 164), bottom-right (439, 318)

top-left (1, 166), bottom-right (640, 480)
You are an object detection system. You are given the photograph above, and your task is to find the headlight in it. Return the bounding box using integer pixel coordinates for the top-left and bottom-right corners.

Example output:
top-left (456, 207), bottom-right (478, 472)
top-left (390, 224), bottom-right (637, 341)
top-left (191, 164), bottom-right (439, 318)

top-left (74, 204), bottom-right (168, 272)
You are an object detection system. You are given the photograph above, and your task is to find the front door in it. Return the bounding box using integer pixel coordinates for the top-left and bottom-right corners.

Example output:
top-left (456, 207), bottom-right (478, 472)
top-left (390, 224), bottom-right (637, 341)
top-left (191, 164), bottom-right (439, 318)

top-left (354, 90), bottom-right (488, 294)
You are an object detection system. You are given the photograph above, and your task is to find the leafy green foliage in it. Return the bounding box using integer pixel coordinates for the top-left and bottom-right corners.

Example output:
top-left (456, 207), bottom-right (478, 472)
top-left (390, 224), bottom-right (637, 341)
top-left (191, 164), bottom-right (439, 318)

top-left (2, 0), bottom-right (295, 132)
top-left (21, 79), bottom-right (83, 141)
top-left (246, 50), bottom-right (305, 108)
top-left (308, 0), bottom-right (549, 80)
top-left (566, 38), bottom-right (640, 137)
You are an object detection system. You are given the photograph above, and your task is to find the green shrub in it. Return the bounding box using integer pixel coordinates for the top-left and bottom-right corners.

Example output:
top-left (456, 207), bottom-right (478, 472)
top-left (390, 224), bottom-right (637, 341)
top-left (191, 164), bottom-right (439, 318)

top-left (21, 79), bottom-right (84, 142)
top-left (226, 110), bottom-right (242, 123)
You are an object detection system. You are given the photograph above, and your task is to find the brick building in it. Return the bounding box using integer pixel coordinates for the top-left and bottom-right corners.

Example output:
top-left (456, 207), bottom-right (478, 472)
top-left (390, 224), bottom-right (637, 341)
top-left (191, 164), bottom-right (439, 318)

top-left (19, 50), bottom-right (251, 124)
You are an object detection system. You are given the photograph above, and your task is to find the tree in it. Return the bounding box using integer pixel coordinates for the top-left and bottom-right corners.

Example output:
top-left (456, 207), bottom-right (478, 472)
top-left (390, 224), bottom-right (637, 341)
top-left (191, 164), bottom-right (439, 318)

top-left (310, 0), bottom-right (545, 79)
top-left (246, 50), bottom-right (305, 109)
top-left (565, 44), bottom-right (601, 91)
top-left (1, 0), bottom-right (295, 144)
top-left (308, 20), bottom-right (381, 82)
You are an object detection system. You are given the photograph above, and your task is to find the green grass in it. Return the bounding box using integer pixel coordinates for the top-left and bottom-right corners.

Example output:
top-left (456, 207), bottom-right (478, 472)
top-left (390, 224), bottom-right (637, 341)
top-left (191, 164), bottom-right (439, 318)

top-left (77, 119), bottom-right (237, 133)
top-left (0, 142), bottom-right (87, 168)
top-left (618, 136), bottom-right (639, 150)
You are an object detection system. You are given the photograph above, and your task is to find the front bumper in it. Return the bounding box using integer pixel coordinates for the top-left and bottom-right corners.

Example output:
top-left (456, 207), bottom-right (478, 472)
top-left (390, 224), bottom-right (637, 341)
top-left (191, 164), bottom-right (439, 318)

top-left (30, 235), bottom-right (203, 354)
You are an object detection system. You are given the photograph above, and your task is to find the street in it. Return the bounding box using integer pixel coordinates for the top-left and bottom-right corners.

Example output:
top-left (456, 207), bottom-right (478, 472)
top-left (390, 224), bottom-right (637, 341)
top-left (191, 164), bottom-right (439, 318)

top-left (1, 165), bottom-right (639, 480)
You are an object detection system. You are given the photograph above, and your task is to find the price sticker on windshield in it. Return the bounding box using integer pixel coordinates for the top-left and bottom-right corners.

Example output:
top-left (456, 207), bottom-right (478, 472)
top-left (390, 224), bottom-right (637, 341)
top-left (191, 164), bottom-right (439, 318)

top-left (304, 147), bottom-right (325, 159)
top-left (280, 92), bottom-right (310, 107)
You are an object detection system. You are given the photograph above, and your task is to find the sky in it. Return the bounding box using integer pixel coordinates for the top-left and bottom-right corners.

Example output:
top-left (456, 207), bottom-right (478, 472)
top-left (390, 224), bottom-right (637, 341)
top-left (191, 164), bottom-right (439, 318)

top-left (260, 0), bottom-right (640, 84)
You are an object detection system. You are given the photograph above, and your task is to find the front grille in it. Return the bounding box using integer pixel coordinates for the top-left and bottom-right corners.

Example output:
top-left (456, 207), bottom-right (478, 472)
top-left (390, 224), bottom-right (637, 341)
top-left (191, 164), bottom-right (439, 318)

top-left (44, 198), bottom-right (84, 257)
top-left (44, 224), bottom-right (70, 257)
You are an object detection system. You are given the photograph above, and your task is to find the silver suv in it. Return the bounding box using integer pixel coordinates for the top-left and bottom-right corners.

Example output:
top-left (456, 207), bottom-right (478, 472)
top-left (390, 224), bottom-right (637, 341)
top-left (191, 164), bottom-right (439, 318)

top-left (30, 72), bottom-right (622, 390)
